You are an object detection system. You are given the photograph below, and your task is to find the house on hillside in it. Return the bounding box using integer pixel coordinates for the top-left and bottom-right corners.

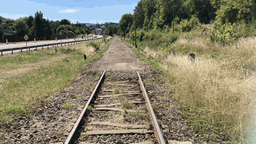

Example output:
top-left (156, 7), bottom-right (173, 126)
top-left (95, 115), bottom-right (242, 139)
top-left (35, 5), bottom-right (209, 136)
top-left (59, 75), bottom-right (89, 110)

top-left (101, 25), bottom-right (106, 30)
top-left (95, 28), bottom-right (102, 35)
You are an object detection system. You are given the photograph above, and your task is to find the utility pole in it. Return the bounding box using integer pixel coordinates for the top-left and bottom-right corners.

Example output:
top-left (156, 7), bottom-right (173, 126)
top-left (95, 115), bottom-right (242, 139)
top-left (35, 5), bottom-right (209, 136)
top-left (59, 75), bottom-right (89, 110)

top-left (173, 6), bottom-right (175, 34)
top-left (135, 12), bottom-right (137, 48)
top-left (172, 5), bottom-right (182, 34)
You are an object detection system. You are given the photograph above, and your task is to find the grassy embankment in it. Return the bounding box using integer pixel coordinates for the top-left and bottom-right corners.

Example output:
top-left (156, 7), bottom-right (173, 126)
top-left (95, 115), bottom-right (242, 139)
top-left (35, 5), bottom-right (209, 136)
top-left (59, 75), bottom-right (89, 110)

top-left (123, 24), bottom-right (256, 143)
top-left (0, 36), bottom-right (113, 123)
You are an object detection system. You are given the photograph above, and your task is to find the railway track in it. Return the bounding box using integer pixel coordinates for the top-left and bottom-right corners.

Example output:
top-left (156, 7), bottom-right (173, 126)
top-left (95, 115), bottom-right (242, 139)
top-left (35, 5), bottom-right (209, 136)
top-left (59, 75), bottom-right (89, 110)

top-left (64, 71), bottom-right (166, 144)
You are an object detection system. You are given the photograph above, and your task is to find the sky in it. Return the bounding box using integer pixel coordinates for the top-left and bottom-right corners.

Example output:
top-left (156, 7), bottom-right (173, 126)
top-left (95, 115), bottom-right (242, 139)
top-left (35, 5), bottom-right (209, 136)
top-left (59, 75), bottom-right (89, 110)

top-left (0, 0), bottom-right (140, 24)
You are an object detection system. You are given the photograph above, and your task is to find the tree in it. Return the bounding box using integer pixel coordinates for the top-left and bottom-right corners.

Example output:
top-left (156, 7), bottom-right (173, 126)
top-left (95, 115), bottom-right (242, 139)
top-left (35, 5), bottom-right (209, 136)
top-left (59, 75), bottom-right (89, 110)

top-left (42, 18), bottom-right (52, 35)
top-left (0, 19), bottom-right (16, 34)
top-left (143, 0), bottom-right (157, 31)
top-left (51, 20), bottom-right (61, 35)
top-left (134, 0), bottom-right (146, 29)
top-left (60, 19), bottom-right (71, 25)
top-left (56, 25), bottom-right (74, 35)
top-left (75, 21), bottom-right (81, 27)
top-left (34, 11), bottom-right (44, 37)
top-left (15, 18), bottom-right (29, 36)
top-left (27, 15), bottom-right (34, 28)
top-left (119, 13), bottom-right (133, 37)
top-left (214, 0), bottom-right (256, 24)
top-left (193, 0), bottom-right (216, 24)
top-left (105, 25), bottom-right (118, 36)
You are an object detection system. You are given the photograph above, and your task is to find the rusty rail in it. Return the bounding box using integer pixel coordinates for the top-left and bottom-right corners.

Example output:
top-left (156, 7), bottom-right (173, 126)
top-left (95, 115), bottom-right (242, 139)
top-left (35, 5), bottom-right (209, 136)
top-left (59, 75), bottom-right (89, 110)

top-left (64, 70), bottom-right (106, 144)
top-left (137, 71), bottom-right (166, 144)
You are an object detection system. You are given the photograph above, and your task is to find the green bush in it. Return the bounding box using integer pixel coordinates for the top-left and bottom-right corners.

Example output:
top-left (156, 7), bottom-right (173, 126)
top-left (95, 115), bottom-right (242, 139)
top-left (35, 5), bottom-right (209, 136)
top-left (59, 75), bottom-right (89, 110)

top-left (159, 32), bottom-right (180, 48)
top-left (102, 37), bottom-right (109, 43)
top-left (209, 22), bottom-right (237, 43)
top-left (235, 21), bottom-right (256, 38)
top-left (137, 29), bottom-right (145, 41)
top-left (87, 41), bottom-right (100, 51)
top-left (179, 15), bottom-right (201, 32)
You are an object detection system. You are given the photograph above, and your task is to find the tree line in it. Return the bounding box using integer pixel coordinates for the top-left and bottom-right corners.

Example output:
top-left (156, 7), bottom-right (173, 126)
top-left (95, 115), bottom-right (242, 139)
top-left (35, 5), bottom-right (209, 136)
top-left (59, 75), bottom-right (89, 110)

top-left (117, 0), bottom-right (256, 43)
top-left (0, 11), bottom-right (92, 39)
top-left (0, 11), bottom-right (120, 41)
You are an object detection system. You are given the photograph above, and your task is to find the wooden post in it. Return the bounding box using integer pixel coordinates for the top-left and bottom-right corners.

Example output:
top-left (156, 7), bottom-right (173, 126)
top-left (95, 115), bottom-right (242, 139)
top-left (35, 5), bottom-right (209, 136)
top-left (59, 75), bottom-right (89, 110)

top-left (21, 48), bottom-right (22, 53)
top-left (42, 46), bottom-right (43, 50)
top-left (36, 47), bottom-right (37, 51)
top-left (12, 49), bottom-right (13, 54)
top-left (1, 51), bottom-right (3, 56)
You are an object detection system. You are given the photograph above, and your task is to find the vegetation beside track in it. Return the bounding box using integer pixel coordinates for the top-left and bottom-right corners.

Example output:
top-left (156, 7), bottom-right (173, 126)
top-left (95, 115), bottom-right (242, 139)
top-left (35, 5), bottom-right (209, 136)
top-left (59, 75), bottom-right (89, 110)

top-left (0, 37), bottom-right (113, 123)
top-left (122, 26), bottom-right (256, 143)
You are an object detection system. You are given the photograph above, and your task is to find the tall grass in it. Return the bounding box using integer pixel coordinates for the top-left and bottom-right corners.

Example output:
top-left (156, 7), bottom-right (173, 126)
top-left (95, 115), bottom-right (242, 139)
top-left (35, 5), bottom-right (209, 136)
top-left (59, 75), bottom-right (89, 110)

top-left (142, 34), bottom-right (256, 142)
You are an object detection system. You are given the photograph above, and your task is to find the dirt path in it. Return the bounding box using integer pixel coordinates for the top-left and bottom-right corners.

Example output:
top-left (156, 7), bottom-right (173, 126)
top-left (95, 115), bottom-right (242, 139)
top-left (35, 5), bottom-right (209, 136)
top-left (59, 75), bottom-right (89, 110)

top-left (88, 36), bottom-right (147, 71)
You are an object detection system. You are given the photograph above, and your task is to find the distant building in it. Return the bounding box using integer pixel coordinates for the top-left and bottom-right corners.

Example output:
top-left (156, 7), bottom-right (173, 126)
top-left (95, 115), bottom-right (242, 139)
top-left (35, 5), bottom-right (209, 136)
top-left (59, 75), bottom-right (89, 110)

top-left (101, 25), bottom-right (106, 30)
top-left (95, 28), bottom-right (102, 35)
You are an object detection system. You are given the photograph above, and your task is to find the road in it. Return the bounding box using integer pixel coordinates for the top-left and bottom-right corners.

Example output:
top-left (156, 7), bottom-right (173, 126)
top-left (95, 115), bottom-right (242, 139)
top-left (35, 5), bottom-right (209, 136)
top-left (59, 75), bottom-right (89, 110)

top-left (0, 35), bottom-right (103, 55)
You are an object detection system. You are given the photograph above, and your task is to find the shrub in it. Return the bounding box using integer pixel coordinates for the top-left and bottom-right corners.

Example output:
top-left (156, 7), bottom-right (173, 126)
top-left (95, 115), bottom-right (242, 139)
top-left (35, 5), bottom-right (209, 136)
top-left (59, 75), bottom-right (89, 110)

top-left (209, 22), bottom-right (237, 43)
top-left (87, 41), bottom-right (100, 51)
top-left (102, 37), bottom-right (109, 43)
top-left (137, 29), bottom-right (145, 41)
top-left (235, 21), bottom-right (256, 38)
top-left (159, 33), bottom-right (180, 49)
top-left (179, 15), bottom-right (201, 32)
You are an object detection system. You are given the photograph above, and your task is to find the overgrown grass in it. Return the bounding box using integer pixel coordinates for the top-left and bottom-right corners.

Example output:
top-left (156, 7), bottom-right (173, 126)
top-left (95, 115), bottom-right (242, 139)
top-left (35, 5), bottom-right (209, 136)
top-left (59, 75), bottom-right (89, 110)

top-left (112, 82), bottom-right (119, 94)
top-left (121, 98), bottom-right (132, 109)
top-left (62, 102), bottom-right (73, 110)
top-left (0, 37), bottom-right (113, 123)
top-left (123, 24), bottom-right (256, 143)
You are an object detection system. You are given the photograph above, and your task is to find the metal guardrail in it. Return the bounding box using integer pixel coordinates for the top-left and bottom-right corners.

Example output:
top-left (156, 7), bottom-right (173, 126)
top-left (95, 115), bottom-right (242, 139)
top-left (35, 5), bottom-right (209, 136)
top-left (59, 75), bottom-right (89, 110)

top-left (0, 37), bottom-right (102, 56)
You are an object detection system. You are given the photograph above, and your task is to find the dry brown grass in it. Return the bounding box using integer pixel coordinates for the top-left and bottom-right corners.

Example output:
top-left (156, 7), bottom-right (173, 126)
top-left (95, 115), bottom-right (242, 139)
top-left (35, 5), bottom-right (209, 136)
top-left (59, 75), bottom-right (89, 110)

top-left (143, 34), bottom-right (256, 141)
top-left (106, 36), bottom-right (112, 39)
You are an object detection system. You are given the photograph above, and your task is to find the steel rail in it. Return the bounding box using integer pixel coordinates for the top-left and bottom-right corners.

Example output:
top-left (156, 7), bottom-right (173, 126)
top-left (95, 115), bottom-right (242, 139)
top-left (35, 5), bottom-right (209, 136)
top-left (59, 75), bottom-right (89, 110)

top-left (137, 71), bottom-right (166, 144)
top-left (65, 70), bottom-right (106, 144)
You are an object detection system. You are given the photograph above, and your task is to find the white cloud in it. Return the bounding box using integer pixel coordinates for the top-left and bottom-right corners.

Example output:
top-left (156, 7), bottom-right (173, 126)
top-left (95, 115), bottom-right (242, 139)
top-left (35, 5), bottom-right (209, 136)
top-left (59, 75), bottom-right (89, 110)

top-left (0, 13), bottom-right (29, 19)
top-left (58, 9), bottom-right (80, 13)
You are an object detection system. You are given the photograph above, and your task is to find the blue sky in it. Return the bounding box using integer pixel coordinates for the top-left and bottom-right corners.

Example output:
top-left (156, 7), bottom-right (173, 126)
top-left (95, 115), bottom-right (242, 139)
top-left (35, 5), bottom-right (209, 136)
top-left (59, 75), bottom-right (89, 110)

top-left (0, 0), bottom-right (140, 24)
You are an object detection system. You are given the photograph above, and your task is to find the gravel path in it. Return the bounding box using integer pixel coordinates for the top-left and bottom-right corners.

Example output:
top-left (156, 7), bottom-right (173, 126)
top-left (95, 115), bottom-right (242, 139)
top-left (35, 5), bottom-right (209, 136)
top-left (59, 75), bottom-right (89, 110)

top-left (88, 36), bottom-right (147, 71)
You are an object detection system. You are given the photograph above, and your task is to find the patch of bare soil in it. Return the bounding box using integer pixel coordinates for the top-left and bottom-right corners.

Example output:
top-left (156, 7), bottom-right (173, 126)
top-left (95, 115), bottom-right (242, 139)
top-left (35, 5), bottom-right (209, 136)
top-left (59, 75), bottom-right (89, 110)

top-left (88, 36), bottom-right (148, 71)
